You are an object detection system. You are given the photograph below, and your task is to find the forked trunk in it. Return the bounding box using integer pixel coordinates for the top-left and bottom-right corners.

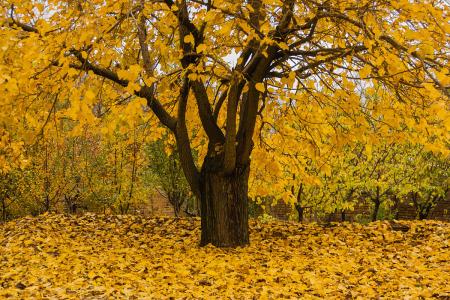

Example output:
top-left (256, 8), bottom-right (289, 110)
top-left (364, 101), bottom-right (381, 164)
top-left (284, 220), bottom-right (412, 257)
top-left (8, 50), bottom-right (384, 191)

top-left (199, 160), bottom-right (249, 247)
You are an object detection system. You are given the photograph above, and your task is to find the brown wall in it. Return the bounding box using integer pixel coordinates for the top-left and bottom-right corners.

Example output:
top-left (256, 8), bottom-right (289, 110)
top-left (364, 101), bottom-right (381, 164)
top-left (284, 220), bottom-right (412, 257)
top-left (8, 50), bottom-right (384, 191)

top-left (429, 197), bottom-right (450, 221)
top-left (269, 201), bottom-right (292, 221)
top-left (133, 191), bottom-right (175, 217)
top-left (141, 191), bottom-right (450, 222)
top-left (265, 192), bottom-right (450, 222)
top-left (395, 202), bottom-right (419, 220)
top-left (149, 192), bottom-right (175, 216)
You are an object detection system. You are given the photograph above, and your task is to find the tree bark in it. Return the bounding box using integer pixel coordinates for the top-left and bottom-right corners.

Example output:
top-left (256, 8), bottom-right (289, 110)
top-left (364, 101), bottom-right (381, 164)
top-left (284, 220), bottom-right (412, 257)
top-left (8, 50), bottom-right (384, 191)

top-left (296, 205), bottom-right (304, 223)
top-left (372, 199), bottom-right (380, 222)
top-left (341, 210), bottom-right (346, 222)
top-left (199, 158), bottom-right (249, 247)
top-left (417, 194), bottom-right (438, 220)
top-left (392, 195), bottom-right (400, 219)
top-left (371, 187), bottom-right (381, 222)
top-left (294, 182), bottom-right (304, 223)
top-left (1, 197), bottom-right (6, 222)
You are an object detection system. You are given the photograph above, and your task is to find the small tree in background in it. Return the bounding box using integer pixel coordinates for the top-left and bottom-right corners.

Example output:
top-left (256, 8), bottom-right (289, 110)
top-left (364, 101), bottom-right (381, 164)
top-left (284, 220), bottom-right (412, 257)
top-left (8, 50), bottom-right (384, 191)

top-left (145, 138), bottom-right (197, 217)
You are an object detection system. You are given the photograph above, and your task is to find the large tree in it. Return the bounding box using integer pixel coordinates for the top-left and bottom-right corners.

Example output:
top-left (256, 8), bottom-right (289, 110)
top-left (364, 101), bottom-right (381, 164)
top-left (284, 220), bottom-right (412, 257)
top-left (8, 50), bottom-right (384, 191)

top-left (1, 0), bottom-right (448, 246)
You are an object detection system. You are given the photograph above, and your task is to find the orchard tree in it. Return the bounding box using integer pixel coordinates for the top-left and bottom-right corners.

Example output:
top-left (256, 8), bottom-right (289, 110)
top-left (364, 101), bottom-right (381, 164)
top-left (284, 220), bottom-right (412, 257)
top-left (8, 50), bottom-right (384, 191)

top-left (0, 129), bottom-right (28, 176)
top-left (2, 0), bottom-right (449, 246)
top-left (145, 137), bottom-right (198, 217)
top-left (0, 129), bottom-right (28, 221)
top-left (400, 147), bottom-right (449, 220)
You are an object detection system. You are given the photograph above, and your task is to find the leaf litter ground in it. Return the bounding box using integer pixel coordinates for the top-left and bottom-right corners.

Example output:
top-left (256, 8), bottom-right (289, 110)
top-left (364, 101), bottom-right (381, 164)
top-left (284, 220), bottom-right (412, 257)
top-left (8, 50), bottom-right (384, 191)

top-left (1, 213), bottom-right (449, 299)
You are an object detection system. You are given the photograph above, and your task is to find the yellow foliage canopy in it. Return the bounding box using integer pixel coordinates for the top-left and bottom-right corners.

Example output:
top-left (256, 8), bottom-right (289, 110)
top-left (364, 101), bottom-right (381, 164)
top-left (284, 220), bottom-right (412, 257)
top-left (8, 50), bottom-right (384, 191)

top-left (1, 0), bottom-right (448, 173)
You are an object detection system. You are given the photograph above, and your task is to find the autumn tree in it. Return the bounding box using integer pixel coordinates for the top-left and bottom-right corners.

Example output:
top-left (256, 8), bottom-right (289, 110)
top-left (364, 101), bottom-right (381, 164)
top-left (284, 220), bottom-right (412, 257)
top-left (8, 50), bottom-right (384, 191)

top-left (399, 148), bottom-right (449, 220)
top-left (0, 110), bottom-right (155, 219)
top-left (0, 129), bottom-right (28, 221)
top-left (145, 138), bottom-right (198, 217)
top-left (2, 0), bottom-right (449, 246)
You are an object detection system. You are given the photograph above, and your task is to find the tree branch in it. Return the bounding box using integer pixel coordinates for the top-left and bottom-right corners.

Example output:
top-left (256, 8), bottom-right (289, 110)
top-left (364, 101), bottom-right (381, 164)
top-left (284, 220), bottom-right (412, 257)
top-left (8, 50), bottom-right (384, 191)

top-left (172, 0), bottom-right (224, 144)
top-left (68, 50), bottom-right (128, 86)
top-left (223, 73), bottom-right (240, 174)
top-left (8, 5), bottom-right (39, 34)
top-left (175, 76), bottom-right (200, 198)
top-left (191, 81), bottom-right (225, 144)
top-left (213, 89), bottom-right (228, 120)
top-left (68, 50), bottom-right (177, 130)
top-left (137, 3), bottom-right (156, 75)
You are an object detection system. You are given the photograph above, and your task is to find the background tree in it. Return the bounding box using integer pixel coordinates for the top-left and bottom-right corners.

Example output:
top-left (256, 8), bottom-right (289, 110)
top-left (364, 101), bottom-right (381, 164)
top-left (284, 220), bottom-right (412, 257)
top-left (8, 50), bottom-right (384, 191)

top-left (145, 137), bottom-right (198, 217)
top-left (399, 148), bottom-right (449, 220)
top-left (0, 129), bottom-right (28, 221)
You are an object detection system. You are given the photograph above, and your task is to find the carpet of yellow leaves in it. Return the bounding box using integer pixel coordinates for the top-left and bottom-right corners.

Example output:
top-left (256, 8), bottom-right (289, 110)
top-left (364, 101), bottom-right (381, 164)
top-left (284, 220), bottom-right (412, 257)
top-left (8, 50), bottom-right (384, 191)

top-left (1, 213), bottom-right (449, 299)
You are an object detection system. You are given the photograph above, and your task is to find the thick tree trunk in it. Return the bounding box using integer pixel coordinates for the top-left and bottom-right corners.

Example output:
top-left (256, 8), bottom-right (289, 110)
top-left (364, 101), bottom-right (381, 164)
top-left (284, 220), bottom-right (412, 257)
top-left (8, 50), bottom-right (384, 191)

top-left (199, 160), bottom-right (249, 247)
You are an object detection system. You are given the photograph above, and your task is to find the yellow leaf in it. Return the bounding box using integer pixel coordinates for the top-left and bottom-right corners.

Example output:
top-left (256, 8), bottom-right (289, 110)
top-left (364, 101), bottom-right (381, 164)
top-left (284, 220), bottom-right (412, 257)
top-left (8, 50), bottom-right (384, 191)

top-left (188, 73), bottom-right (198, 81)
top-left (255, 82), bottom-right (265, 93)
top-left (183, 34), bottom-right (195, 46)
top-left (144, 77), bottom-right (157, 86)
top-left (359, 65), bottom-right (372, 79)
top-left (85, 90), bottom-right (96, 101)
top-left (196, 44), bottom-right (207, 53)
top-left (68, 68), bottom-right (79, 77)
